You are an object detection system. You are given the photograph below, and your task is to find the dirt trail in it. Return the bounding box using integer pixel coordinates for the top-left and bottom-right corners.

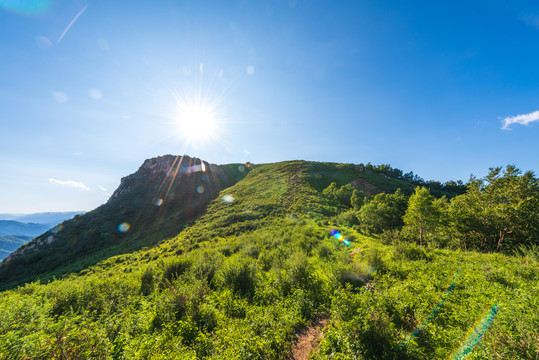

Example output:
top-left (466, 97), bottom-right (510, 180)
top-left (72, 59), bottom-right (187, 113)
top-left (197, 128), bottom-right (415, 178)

top-left (290, 318), bottom-right (328, 360)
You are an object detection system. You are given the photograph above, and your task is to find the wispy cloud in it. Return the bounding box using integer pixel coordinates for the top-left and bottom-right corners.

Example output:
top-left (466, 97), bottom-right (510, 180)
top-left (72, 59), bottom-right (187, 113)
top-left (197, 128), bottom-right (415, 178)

top-left (57, 5), bottom-right (88, 44)
top-left (49, 178), bottom-right (90, 191)
top-left (98, 185), bottom-right (108, 191)
top-left (501, 110), bottom-right (539, 130)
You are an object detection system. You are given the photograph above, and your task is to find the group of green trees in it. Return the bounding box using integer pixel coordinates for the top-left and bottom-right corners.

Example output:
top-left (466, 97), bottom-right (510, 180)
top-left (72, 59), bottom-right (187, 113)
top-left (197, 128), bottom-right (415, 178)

top-left (362, 163), bottom-right (467, 196)
top-left (325, 165), bottom-right (539, 252)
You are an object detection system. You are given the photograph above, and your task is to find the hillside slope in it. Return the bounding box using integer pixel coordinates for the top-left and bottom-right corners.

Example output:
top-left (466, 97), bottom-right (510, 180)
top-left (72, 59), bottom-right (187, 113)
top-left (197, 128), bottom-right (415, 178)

top-left (0, 159), bottom-right (536, 359)
top-left (0, 155), bottom-right (248, 290)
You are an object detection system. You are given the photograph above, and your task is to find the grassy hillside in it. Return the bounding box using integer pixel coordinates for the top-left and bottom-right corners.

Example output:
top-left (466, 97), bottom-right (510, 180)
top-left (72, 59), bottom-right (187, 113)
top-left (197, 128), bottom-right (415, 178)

top-left (0, 160), bottom-right (536, 359)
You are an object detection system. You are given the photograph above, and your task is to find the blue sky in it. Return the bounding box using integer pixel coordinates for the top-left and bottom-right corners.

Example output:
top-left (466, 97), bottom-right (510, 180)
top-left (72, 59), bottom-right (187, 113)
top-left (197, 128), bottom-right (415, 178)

top-left (1, 0), bottom-right (538, 213)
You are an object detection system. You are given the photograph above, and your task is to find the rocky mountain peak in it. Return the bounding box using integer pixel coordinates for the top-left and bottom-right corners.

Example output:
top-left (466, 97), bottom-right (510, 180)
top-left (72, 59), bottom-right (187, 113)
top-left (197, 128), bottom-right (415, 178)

top-left (110, 155), bottom-right (203, 199)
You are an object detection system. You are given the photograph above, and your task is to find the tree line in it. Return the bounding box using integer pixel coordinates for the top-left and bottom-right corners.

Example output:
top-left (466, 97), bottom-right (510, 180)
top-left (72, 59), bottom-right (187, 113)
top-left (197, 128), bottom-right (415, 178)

top-left (362, 163), bottom-right (468, 196)
top-left (324, 165), bottom-right (539, 252)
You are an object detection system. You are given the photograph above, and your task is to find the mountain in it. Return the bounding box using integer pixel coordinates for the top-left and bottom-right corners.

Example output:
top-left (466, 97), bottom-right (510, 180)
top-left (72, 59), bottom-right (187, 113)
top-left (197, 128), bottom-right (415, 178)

top-left (0, 211), bottom-right (85, 227)
top-left (0, 156), bottom-right (536, 359)
top-left (0, 220), bottom-right (49, 237)
top-left (0, 155), bottom-right (249, 289)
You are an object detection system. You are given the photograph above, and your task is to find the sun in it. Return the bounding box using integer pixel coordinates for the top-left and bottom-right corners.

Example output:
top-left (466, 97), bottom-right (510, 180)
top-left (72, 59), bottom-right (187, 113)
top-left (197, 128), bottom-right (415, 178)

top-left (162, 66), bottom-right (230, 150)
top-left (175, 101), bottom-right (219, 145)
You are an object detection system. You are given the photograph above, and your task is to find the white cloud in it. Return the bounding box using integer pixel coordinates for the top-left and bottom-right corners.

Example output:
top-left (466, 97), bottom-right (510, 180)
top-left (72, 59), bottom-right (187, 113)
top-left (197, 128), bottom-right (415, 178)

top-left (98, 185), bottom-right (108, 191)
top-left (49, 178), bottom-right (90, 191)
top-left (501, 110), bottom-right (539, 130)
top-left (52, 91), bottom-right (68, 103)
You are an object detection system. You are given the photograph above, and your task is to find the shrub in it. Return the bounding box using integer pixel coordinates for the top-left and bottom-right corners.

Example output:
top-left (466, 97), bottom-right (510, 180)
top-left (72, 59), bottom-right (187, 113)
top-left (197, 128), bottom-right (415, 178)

top-left (140, 267), bottom-right (155, 296)
top-left (218, 257), bottom-right (257, 297)
top-left (161, 258), bottom-right (192, 286)
top-left (317, 244), bottom-right (333, 259)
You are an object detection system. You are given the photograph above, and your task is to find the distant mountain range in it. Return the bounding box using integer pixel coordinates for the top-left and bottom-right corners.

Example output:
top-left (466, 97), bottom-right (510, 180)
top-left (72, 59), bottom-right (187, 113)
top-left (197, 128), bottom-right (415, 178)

top-left (0, 220), bottom-right (49, 237)
top-left (0, 211), bottom-right (84, 260)
top-left (0, 211), bottom-right (84, 227)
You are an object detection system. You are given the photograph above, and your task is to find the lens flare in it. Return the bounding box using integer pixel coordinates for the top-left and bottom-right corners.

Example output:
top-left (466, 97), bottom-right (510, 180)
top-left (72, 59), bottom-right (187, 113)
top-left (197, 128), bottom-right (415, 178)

top-left (50, 224), bottom-right (64, 233)
top-left (222, 194), bottom-right (234, 203)
top-left (53, 91), bottom-right (68, 103)
top-left (181, 163), bottom-right (206, 174)
top-left (197, 186), bottom-right (205, 194)
top-left (89, 88), bottom-right (102, 100)
top-left (0, 0), bottom-right (52, 15)
top-left (36, 35), bottom-right (53, 49)
top-left (118, 222), bottom-right (130, 233)
top-left (448, 303), bottom-right (499, 359)
top-left (399, 268), bottom-right (461, 348)
top-left (97, 38), bottom-right (110, 50)
top-left (330, 229), bottom-right (351, 246)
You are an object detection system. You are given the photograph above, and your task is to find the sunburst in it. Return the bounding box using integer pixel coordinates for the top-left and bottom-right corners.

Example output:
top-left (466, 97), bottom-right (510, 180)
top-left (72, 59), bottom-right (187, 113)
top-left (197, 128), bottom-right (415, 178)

top-left (175, 99), bottom-right (219, 145)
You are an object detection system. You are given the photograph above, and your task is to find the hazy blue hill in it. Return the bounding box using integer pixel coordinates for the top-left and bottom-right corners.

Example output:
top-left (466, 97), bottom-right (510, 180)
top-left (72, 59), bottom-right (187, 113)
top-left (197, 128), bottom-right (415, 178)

top-left (0, 211), bottom-right (85, 227)
top-left (0, 212), bottom-right (83, 260)
top-left (0, 220), bottom-right (49, 237)
top-left (0, 235), bottom-right (32, 260)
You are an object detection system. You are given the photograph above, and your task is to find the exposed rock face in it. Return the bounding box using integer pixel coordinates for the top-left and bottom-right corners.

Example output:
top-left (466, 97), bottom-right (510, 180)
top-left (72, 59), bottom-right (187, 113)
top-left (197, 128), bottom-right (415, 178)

top-left (349, 177), bottom-right (385, 195)
top-left (110, 155), bottom-right (205, 199)
top-left (139, 155), bottom-right (180, 177)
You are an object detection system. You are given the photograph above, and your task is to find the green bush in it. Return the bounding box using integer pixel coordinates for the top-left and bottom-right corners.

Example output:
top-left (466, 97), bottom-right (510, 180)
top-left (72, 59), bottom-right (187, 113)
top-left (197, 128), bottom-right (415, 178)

top-left (140, 267), bottom-right (155, 295)
top-left (217, 257), bottom-right (257, 297)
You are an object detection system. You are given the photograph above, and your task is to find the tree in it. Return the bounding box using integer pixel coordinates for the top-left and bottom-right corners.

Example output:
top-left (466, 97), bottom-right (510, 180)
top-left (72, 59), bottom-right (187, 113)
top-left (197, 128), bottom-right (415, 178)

top-left (322, 182), bottom-right (356, 207)
top-left (403, 187), bottom-right (444, 247)
top-left (351, 190), bottom-right (365, 210)
top-left (449, 166), bottom-right (539, 252)
top-left (322, 182), bottom-right (339, 200)
top-left (358, 189), bottom-right (407, 234)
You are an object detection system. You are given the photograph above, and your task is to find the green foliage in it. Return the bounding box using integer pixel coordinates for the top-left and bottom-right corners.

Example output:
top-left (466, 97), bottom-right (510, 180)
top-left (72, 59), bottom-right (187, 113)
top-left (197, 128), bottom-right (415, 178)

top-left (335, 209), bottom-right (360, 227)
top-left (161, 258), bottom-right (192, 287)
top-left (351, 189), bottom-right (365, 210)
top-left (448, 165), bottom-right (539, 252)
top-left (217, 256), bottom-right (257, 297)
top-left (402, 187), bottom-right (446, 247)
top-left (140, 267), bottom-right (155, 296)
top-left (358, 189), bottom-right (408, 234)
